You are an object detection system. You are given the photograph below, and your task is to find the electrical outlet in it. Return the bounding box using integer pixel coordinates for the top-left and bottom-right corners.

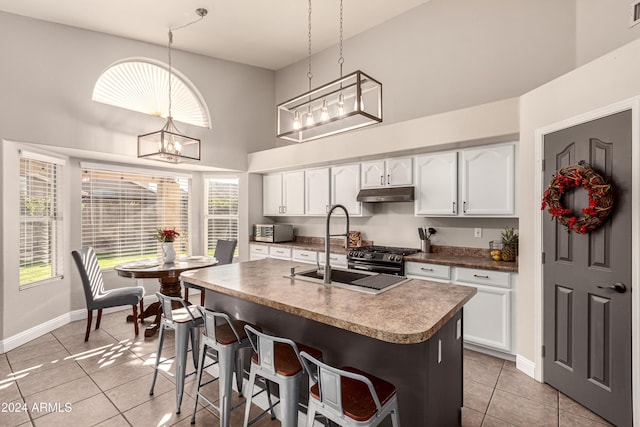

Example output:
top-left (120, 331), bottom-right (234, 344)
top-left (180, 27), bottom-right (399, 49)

top-left (474, 228), bottom-right (482, 238)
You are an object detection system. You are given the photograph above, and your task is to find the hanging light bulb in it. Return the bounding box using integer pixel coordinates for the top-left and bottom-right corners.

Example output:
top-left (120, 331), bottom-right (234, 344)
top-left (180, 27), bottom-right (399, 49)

top-left (293, 111), bottom-right (301, 130)
top-left (321, 99), bottom-right (329, 121)
top-left (306, 105), bottom-right (315, 126)
top-left (353, 95), bottom-right (364, 111)
top-left (337, 93), bottom-right (345, 116)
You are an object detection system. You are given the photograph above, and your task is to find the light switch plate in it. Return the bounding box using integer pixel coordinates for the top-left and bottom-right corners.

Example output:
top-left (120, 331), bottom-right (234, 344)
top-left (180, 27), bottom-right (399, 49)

top-left (474, 228), bottom-right (482, 238)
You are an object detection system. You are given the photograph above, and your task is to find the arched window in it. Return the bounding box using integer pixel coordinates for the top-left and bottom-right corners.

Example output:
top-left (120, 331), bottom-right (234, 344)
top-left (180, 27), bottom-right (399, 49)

top-left (92, 58), bottom-right (211, 129)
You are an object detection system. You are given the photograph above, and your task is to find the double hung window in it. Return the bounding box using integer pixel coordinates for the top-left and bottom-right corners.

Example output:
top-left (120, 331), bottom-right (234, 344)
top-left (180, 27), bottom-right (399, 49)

top-left (19, 151), bottom-right (64, 286)
top-left (81, 165), bottom-right (191, 269)
top-left (204, 177), bottom-right (239, 256)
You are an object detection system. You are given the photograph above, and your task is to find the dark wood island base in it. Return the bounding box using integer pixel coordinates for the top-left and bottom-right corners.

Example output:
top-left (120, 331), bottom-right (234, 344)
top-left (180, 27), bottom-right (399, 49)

top-left (180, 258), bottom-right (475, 426)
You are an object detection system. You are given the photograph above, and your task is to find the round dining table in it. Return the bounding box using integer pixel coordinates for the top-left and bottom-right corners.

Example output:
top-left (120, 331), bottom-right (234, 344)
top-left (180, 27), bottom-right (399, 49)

top-left (115, 258), bottom-right (217, 337)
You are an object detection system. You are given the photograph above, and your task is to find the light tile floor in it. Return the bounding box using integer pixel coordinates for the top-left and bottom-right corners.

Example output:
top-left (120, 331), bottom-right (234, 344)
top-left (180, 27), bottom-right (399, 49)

top-left (0, 308), bottom-right (614, 427)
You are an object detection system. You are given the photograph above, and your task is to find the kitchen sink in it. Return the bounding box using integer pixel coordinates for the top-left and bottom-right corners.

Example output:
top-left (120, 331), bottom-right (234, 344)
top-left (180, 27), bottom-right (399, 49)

top-left (288, 267), bottom-right (410, 294)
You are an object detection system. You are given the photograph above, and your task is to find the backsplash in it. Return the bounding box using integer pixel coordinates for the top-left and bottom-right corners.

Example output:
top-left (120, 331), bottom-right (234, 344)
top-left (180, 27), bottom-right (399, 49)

top-left (269, 202), bottom-right (518, 250)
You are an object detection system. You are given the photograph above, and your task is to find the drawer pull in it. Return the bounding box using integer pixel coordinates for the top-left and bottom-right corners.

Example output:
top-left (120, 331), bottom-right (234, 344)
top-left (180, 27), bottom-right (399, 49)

top-left (330, 257), bottom-right (338, 260)
top-left (300, 253), bottom-right (309, 257)
top-left (421, 267), bottom-right (434, 272)
top-left (473, 274), bottom-right (490, 279)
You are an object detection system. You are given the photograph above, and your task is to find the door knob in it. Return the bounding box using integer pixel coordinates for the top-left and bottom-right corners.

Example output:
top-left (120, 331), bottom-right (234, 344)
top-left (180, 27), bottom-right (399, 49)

top-left (596, 282), bottom-right (627, 293)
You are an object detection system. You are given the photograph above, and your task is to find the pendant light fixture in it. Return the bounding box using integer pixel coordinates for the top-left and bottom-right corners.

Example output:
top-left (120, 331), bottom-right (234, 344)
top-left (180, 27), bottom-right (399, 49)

top-left (138, 8), bottom-right (207, 163)
top-left (276, 0), bottom-right (382, 143)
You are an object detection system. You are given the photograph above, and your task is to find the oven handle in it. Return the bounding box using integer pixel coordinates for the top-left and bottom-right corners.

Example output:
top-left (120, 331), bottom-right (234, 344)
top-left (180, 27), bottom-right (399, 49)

top-left (348, 262), bottom-right (402, 274)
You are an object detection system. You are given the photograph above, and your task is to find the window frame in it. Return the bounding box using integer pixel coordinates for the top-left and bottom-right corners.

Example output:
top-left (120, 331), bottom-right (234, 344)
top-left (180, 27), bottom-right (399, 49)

top-left (80, 162), bottom-right (192, 270)
top-left (203, 175), bottom-right (240, 258)
top-left (19, 150), bottom-right (65, 289)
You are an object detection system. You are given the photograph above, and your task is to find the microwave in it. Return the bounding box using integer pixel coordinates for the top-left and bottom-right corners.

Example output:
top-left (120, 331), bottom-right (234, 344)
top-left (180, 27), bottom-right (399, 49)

top-left (254, 224), bottom-right (294, 243)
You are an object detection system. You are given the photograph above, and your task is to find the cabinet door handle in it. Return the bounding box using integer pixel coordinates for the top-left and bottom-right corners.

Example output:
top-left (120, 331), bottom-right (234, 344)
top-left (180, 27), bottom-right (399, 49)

top-left (473, 274), bottom-right (490, 279)
top-left (380, 175), bottom-right (384, 185)
top-left (387, 174), bottom-right (391, 185)
top-left (463, 201), bottom-right (467, 213)
top-left (421, 267), bottom-right (434, 272)
top-left (326, 205), bottom-right (329, 213)
top-left (452, 201), bottom-right (456, 214)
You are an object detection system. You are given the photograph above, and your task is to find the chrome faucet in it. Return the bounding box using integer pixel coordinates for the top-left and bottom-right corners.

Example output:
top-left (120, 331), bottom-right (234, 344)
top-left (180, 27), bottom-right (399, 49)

top-left (324, 204), bottom-right (350, 284)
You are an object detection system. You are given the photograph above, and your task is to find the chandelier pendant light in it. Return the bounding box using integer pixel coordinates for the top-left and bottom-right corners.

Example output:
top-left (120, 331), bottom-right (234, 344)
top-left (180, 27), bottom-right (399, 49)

top-left (276, 0), bottom-right (382, 143)
top-left (138, 9), bottom-right (207, 163)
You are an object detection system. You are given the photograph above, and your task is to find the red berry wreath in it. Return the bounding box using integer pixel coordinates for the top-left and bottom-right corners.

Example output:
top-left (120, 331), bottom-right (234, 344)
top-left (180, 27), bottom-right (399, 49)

top-left (541, 162), bottom-right (614, 234)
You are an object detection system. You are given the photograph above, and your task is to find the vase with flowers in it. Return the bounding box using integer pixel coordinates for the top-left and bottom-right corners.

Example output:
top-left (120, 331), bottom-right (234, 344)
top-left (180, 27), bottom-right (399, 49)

top-left (155, 228), bottom-right (180, 263)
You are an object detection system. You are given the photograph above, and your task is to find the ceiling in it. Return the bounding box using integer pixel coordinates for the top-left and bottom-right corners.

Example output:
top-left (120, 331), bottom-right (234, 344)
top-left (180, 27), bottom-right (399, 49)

top-left (0, 0), bottom-right (429, 70)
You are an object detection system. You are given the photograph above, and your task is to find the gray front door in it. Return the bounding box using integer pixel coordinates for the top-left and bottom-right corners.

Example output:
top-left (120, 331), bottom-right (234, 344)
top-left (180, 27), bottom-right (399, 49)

top-left (543, 110), bottom-right (632, 427)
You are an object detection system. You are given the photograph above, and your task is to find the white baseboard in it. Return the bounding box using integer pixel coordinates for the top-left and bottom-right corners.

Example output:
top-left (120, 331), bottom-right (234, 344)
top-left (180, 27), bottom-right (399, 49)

top-left (463, 342), bottom-right (516, 362)
top-left (0, 294), bottom-right (159, 354)
top-left (516, 354), bottom-right (536, 379)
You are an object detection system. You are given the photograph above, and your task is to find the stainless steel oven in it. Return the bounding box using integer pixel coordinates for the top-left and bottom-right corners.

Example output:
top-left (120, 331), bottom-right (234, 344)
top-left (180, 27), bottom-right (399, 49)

top-left (347, 246), bottom-right (420, 276)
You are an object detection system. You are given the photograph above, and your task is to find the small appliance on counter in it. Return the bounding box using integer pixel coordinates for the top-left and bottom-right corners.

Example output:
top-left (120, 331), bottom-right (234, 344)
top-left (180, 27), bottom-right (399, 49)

top-left (254, 224), bottom-right (294, 243)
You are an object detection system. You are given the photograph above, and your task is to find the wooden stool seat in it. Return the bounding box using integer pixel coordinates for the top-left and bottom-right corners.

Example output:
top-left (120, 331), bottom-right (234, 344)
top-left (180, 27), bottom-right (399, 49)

top-left (214, 319), bottom-right (253, 345)
top-left (251, 341), bottom-right (323, 377)
top-left (310, 366), bottom-right (397, 422)
top-left (170, 306), bottom-right (202, 323)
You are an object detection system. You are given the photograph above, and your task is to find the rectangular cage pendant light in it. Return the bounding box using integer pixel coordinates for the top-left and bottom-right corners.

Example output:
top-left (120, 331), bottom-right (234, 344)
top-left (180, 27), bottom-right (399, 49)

top-left (277, 70), bottom-right (382, 143)
top-left (138, 119), bottom-right (201, 164)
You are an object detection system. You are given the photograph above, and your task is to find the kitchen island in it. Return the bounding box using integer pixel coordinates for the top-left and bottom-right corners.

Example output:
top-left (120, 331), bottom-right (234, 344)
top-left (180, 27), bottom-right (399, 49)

top-left (180, 258), bottom-right (476, 426)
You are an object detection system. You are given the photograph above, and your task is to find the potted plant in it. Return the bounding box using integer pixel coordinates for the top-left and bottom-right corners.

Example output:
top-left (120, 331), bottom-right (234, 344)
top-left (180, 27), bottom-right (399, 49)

top-left (155, 228), bottom-right (180, 263)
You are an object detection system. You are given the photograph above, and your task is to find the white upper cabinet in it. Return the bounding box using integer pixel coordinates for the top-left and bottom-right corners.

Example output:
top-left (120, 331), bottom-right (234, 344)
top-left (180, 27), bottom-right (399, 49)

top-left (282, 171), bottom-right (305, 215)
top-left (331, 164), bottom-right (369, 216)
top-left (263, 171), bottom-right (305, 216)
top-left (415, 152), bottom-right (458, 216)
top-left (415, 143), bottom-right (516, 217)
top-left (305, 167), bottom-right (330, 216)
top-left (263, 173), bottom-right (283, 216)
top-left (361, 157), bottom-right (413, 188)
top-left (460, 144), bottom-right (515, 216)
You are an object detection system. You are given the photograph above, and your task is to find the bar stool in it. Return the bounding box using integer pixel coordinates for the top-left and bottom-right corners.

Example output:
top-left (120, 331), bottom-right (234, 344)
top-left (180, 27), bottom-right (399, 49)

top-left (242, 326), bottom-right (323, 427)
top-left (149, 292), bottom-right (203, 414)
top-left (300, 351), bottom-right (400, 427)
top-left (190, 306), bottom-right (259, 426)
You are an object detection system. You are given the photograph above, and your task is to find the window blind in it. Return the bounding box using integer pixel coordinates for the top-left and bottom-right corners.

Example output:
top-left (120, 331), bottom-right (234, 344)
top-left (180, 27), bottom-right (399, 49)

top-left (205, 177), bottom-right (239, 256)
top-left (81, 167), bottom-right (191, 269)
top-left (20, 154), bottom-right (63, 286)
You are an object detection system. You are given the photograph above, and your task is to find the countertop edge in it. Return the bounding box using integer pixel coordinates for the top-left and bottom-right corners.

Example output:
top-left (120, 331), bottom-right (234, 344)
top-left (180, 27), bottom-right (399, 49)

top-left (181, 261), bottom-right (477, 345)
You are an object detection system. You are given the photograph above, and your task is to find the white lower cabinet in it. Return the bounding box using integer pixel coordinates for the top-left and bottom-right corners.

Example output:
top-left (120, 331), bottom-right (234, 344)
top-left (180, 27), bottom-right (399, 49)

top-left (405, 261), bottom-right (451, 282)
top-left (249, 244), bottom-right (269, 260)
top-left (318, 252), bottom-right (347, 268)
top-left (292, 249), bottom-right (318, 264)
top-left (269, 246), bottom-right (292, 260)
top-left (461, 284), bottom-right (511, 352)
top-left (454, 267), bottom-right (516, 354)
top-left (406, 262), bottom-right (516, 354)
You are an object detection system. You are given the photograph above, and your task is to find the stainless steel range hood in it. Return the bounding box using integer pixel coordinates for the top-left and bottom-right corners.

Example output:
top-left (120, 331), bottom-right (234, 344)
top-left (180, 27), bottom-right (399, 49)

top-left (356, 186), bottom-right (415, 203)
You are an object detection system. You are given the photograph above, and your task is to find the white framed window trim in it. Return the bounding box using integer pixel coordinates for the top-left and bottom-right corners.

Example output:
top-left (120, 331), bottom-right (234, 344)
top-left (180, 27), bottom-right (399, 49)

top-left (19, 150), bottom-right (65, 288)
top-left (81, 165), bottom-right (192, 270)
top-left (204, 176), bottom-right (239, 257)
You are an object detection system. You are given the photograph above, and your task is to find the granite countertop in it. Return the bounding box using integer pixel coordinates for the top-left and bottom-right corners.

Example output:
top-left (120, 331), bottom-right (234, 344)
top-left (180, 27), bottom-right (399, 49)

top-left (180, 258), bottom-right (476, 345)
top-left (253, 239), bottom-right (519, 273)
top-left (405, 252), bottom-right (519, 273)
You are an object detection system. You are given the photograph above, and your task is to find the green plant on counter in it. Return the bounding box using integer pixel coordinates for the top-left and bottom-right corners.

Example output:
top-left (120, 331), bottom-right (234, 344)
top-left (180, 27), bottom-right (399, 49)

top-left (500, 227), bottom-right (519, 262)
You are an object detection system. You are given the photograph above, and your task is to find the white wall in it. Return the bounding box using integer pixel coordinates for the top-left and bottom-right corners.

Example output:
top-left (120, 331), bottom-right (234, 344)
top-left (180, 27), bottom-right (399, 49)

top-left (0, 11), bottom-right (276, 343)
top-left (275, 0), bottom-right (576, 139)
top-left (0, 11), bottom-right (276, 170)
top-left (274, 203), bottom-right (518, 249)
top-left (518, 37), bottom-right (640, 363)
top-left (576, 0), bottom-right (640, 66)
